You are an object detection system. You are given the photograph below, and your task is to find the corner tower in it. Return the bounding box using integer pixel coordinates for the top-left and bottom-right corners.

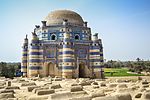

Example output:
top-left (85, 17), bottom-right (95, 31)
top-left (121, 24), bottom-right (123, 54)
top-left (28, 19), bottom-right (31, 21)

top-left (21, 35), bottom-right (28, 77)
top-left (90, 33), bottom-right (104, 78)
top-left (61, 20), bottom-right (75, 78)
top-left (28, 32), bottom-right (42, 77)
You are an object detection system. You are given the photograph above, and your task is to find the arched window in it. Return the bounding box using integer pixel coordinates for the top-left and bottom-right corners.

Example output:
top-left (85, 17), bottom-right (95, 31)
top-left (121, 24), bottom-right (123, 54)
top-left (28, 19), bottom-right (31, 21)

top-left (75, 34), bottom-right (80, 40)
top-left (51, 34), bottom-right (57, 40)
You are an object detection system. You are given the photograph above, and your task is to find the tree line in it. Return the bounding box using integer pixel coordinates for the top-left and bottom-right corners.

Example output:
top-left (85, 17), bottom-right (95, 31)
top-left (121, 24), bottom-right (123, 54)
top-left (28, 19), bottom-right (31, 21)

top-left (0, 62), bottom-right (21, 78)
top-left (104, 58), bottom-right (150, 74)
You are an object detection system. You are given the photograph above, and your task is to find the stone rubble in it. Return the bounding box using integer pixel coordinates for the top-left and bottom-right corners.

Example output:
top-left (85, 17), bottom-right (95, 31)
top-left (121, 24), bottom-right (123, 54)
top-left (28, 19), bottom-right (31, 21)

top-left (0, 76), bottom-right (150, 100)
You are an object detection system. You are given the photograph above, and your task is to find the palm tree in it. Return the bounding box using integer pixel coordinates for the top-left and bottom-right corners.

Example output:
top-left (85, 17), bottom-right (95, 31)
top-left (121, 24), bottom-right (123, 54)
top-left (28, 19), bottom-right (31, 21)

top-left (136, 58), bottom-right (141, 62)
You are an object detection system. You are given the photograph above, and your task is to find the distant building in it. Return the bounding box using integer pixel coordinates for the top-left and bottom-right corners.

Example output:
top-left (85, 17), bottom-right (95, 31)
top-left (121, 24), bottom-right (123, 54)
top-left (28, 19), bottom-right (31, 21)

top-left (21, 10), bottom-right (104, 78)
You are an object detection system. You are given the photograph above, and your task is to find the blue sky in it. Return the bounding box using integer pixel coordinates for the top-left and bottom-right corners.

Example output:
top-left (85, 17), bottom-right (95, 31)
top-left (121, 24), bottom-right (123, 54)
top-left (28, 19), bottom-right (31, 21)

top-left (0, 0), bottom-right (150, 62)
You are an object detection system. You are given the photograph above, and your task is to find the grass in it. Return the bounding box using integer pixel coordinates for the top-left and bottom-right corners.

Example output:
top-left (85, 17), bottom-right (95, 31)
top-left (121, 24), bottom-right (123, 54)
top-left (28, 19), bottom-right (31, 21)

top-left (104, 68), bottom-right (144, 77)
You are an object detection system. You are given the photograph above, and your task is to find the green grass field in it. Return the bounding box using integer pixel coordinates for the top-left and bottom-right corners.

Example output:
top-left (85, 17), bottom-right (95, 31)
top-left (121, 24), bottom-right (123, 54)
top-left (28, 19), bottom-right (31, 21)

top-left (104, 68), bottom-right (144, 77)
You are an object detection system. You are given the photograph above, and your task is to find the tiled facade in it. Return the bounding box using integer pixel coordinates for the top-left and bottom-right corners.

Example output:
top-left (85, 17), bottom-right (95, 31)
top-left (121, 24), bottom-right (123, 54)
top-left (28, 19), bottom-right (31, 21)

top-left (21, 10), bottom-right (104, 78)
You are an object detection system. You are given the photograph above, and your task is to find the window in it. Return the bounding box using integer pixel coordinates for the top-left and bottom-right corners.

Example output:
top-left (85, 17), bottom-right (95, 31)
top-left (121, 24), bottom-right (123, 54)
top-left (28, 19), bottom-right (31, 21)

top-left (51, 34), bottom-right (57, 40)
top-left (75, 34), bottom-right (80, 40)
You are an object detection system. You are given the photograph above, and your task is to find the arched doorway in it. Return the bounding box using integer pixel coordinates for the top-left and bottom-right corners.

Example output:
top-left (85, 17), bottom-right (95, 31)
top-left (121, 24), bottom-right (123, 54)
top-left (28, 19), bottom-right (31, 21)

top-left (79, 63), bottom-right (86, 78)
top-left (47, 62), bottom-right (55, 77)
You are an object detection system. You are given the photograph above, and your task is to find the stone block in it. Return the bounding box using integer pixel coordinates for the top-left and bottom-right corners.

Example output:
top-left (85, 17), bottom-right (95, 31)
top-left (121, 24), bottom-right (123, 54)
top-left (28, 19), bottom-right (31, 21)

top-left (28, 86), bottom-right (40, 92)
top-left (36, 89), bottom-right (55, 95)
top-left (5, 86), bottom-right (20, 89)
top-left (21, 82), bottom-right (36, 86)
top-left (50, 84), bottom-right (61, 89)
top-left (70, 86), bottom-right (83, 92)
top-left (6, 81), bottom-right (11, 86)
top-left (135, 93), bottom-right (142, 98)
top-left (32, 87), bottom-right (49, 93)
top-left (89, 91), bottom-right (105, 98)
top-left (0, 89), bottom-right (14, 93)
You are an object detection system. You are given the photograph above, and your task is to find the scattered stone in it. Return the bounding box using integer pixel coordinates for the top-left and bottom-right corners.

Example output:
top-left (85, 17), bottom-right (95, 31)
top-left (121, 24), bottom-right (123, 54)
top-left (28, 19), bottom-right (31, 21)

top-left (135, 93), bottom-right (142, 98)
top-left (79, 81), bottom-right (91, 86)
top-left (0, 89), bottom-right (14, 93)
top-left (142, 84), bottom-right (149, 88)
top-left (6, 81), bottom-right (11, 86)
top-left (91, 82), bottom-right (98, 85)
top-left (93, 93), bottom-right (132, 100)
top-left (142, 80), bottom-right (149, 85)
top-left (36, 89), bottom-right (55, 95)
top-left (116, 93), bottom-right (132, 100)
top-left (103, 88), bottom-right (114, 92)
top-left (50, 84), bottom-right (61, 89)
top-left (100, 83), bottom-right (106, 87)
top-left (28, 86), bottom-right (40, 92)
top-left (5, 86), bottom-right (20, 89)
top-left (70, 86), bottom-right (83, 92)
top-left (93, 85), bottom-right (99, 88)
top-left (21, 82), bottom-right (36, 86)
top-left (2, 76), bottom-right (150, 100)
top-left (32, 87), bottom-right (49, 93)
top-left (71, 83), bottom-right (79, 86)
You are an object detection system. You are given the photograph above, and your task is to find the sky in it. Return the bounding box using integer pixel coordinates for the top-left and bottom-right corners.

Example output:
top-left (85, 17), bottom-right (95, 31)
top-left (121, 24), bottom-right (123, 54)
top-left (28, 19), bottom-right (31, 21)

top-left (0, 0), bottom-right (150, 62)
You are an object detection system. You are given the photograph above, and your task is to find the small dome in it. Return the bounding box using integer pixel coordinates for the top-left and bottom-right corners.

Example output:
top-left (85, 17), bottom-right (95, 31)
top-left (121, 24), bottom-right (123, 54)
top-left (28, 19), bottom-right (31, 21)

top-left (45, 10), bottom-right (84, 26)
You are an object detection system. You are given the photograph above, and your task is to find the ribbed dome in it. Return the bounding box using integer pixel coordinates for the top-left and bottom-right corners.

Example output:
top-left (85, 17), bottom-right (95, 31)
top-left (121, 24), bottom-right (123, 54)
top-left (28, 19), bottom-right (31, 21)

top-left (45, 10), bottom-right (84, 26)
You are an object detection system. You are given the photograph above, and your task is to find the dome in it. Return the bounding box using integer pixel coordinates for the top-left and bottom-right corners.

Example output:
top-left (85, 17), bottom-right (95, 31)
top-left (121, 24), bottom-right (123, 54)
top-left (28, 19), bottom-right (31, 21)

top-left (44, 10), bottom-right (84, 26)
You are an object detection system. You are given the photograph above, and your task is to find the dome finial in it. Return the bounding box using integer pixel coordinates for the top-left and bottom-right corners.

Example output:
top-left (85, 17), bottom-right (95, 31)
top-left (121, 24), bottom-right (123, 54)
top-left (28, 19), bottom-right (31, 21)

top-left (32, 32), bottom-right (37, 36)
top-left (63, 19), bottom-right (68, 26)
top-left (24, 34), bottom-right (28, 40)
top-left (25, 34), bottom-right (28, 39)
top-left (41, 21), bottom-right (47, 27)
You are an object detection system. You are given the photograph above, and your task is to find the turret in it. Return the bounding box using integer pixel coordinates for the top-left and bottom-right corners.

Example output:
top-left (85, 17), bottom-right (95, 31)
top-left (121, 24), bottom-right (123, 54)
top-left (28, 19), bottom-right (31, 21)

top-left (28, 32), bottom-right (41, 77)
top-left (83, 21), bottom-right (87, 27)
top-left (92, 33), bottom-right (98, 41)
top-left (90, 33), bottom-right (104, 78)
top-left (41, 21), bottom-right (47, 27)
top-left (21, 35), bottom-right (28, 77)
top-left (61, 19), bottom-right (75, 78)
